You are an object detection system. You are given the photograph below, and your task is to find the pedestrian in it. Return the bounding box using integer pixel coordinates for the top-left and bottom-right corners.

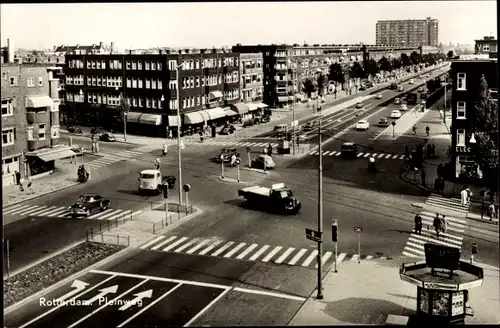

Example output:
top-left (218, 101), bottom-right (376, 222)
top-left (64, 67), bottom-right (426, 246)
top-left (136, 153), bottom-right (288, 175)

top-left (433, 213), bottom-right (441, 238)
top-left (267, 143), bottom-right (273, 157)
top-left (460, 186), bottom-right (468, 207)
top-left (154, 157), bottom-right (161, 170)
top-left (414, 214), bottom-right (422, 235)
top-left (487, 202), bottom-right (496, 221)
top-left (439, 177), bottom-right (446, 195)
top-left (421, 169), bottom-right (426, 187)
top-left (441, 215), bottom-right (448, 234)
top-left (163, 142), bottom-right (168, 156)
top-left (465, 186), bottom-right (472, 203)
top-left (404, 144), bottom-right (409, 158)
top-left (95, 141), bottom-right (100, 153)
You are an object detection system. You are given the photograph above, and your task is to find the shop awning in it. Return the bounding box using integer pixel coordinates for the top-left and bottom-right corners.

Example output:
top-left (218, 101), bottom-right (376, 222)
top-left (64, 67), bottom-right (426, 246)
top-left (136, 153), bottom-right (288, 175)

top-left (184, 111), bottom-right (204, 124)
top-left (209, 91), bottom-right (223, 99)
top-left (168, 116), bottom-right (179, 127)
top-left (232, 102), bottom-right (250, 114)
top-left (139, 114), bottom-right (162, 125)
top-left (224, 108), bottom-right (239, 116)
top-left (278, 96), bottom-right (289, 102)
top-left (126, 112), bottom-right (142, 123)
top-left (26, 146), bottom-right (77, 162)
top-left (198, 110), bottom-right (211, 122)
top-left (27, 95), bottom-right (54, 108)
top-left (256, 102), bottom-right (269, 109)
top-left (247, 103), bottom-right (260, 111)
top-left (204, 107), bottom-right (226, 120)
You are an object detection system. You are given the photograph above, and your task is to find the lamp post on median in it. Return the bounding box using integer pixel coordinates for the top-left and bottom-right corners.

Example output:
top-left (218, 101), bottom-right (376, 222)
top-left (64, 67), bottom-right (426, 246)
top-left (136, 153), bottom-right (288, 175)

top-left (115, 86), bottom-right (128, 142)
top-left (175, 63), bottom-right (184, 205)
top-left (315, 67), bottom-right (324, 300)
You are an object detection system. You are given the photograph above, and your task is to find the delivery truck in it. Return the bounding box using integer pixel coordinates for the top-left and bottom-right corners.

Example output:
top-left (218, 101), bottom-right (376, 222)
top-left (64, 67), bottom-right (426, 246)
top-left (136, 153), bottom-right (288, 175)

top-left (238, 183), bottom-right (301, 215)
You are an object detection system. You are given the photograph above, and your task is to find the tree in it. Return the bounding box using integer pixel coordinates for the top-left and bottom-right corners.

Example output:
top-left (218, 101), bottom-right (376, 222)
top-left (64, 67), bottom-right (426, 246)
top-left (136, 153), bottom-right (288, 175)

top-left (364, 58), bottom-right (380, 77)
top-left (316, 73), bottom-right (328, 96)
top-left (447, 50), bottom-right (454, 58)
top-left (410, 51), bottom-right (421, 65)
top-left (349, 61), bottom-right (365, 80)
top-left (400, 53), bottom-right (411, 67)
top-left (391, 58), bottom-right (402, 70)
top-left (328, 63), bottom-right (345, 87)
top-left (301, 78), bottom-right (317, 98)
top-left (378, 56), bottom-right (392, 73)
top-left (471, 75), bottom-right (499, 188)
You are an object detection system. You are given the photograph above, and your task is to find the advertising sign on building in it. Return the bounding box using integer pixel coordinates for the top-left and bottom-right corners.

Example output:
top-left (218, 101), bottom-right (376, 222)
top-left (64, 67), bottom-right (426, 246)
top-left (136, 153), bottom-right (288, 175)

top-left (420, 289), bottom-right (429, 314)
top-left (451, 291), bottom-right (464, 316)
top-left (432, 292), bottom-right (450, 316)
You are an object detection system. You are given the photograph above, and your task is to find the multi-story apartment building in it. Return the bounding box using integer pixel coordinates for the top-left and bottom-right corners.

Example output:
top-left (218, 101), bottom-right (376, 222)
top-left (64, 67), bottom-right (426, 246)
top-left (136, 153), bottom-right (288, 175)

top-left (54, 42), bottom-right (115, 56)
top-left (233, 43), bottom-right (419, 107)
top-left (63, 48), bottom-right (242, 136)
top-left (238, 53), bottom-right (266, 116)
top-left (450, 56), bottom-right (497, 181)
top-left (474, 36), bottom-right (497, 59)
top-left (376, 17), bottom-right (439, 47)
top-left (1, 63), bottom-right (67, 187)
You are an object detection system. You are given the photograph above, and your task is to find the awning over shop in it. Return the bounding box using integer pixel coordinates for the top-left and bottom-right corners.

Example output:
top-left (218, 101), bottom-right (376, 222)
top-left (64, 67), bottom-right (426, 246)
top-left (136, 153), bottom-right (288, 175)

top-left (26, 146), bottom-right (76, 162)
top-left (198, 110), bottom-right (211, 122)
top-left (256, 102), bottom-right (269, 109)
top-left (209, 91), bottom-right (223, 99)
top-left (204, 107), bottom-right (226, 120)
top-left (184, 111), bottom-right (204, 125)
top-left (278, 96), bottom-right (289, 103)
top-left (27, 95), bottom-right (54, 108)
top-left (139, 114), bottom-right (162, 125)
top-left (232, 102), bottom-right (250, 114)
top-left (224, 108), bottom-right (238, 116)
top-left (168, 116), bottom-right (179, 127)
top-left (247, 103), bottom-right (259, 111)
top-left (126, 112), bottom-right (142, 123)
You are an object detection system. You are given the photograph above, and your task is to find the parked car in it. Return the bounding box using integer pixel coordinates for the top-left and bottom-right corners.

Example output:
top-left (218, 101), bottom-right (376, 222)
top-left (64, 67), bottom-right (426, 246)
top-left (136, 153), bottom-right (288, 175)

top-left (67, 125), bottom-right (83, 134)
top-left (358, 86), bottom-right (367, 91)
top-left (420, 92), bottom-right (428, 99)
top-left (219, 124), bottom-right (236, 135)
top-left (260, 115), bottom-right (271, 123)
top-left (302, 120), bottom-right (318, 132)
top-left (243, 118), bottom-right (260, 127)
top-left (355, 102), bottom-right (363, 109)
top-left (390, 110), bottom-right (402, 119)
top-left (99, 133), bottom-right (116, 142)
top-left (390, 83), bottom-right (398, 90)
top-left (408, 79), bottom-right (415, 85)
top-left (400, 104), bottom-right (408, 111)
top-left (376, 93), bottom-right (383, 99)
top-left (355, 120), bottom-right (370, 131)
top-left (377, 117), bottom-right (390, 127)
top-left (251, 154), bottom-right (276, 169)
top-left (398, 85), bottom-right (404, 92)
top-left (340, 142), bottom-right (358, 159)
top-left (417, 86), bottom-right (424, 92)
top-left (215, 148), bottom-right (239, 163)
top-left (394, 97), bottom-right (401, 104)
top-left (69, 194), bottom-right (110, 217)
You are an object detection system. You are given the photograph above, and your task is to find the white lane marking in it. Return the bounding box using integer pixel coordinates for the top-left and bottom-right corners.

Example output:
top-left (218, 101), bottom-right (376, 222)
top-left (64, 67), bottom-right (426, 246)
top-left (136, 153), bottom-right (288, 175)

top-left (140, 236), bottom-right (166, 249)
top-left (224, 242), bottom-right (247, 258)
top-left (186, 239), bottom-right (212, 254)
top-left (336, 253), bottom-right (347, 263)
top-left (385, 154), bottom-right (392, 159)
top-left (365, 255), bottom-right (373, 260)
top-left (163, 237), bottom-right (189, 252)
top-left (301, 250), bottom-right (318, 267)
top-left (315, 251), bottom-right (333, 268)
top-left (236, 243), bottom-right (259, 260)
top-left (402, 250), bottom-right (422, 258)
top-left (211, 241), bottom-right (235, 257)
top-left (21, 205), bottom-right (50, 216)
top-left (232, 287), bottom-right (306, 302)
top-left (262, 246), bottom-right (283, 262)
top-left (3, 204), bottom-right (31, 214)
top-left (287, 249), bottom-right (308, 265)
top-left (350, 254), bottom-right (359, 262)
top-left (377, 153), bottom-right (385, 158)
top-left (183, 288), bottom-right (232, 327)
top-left (175, 238), bottom-right (202, 253)
top-left (151, 236), bottom-right (178, 251)
top-left (10, 205), bottom-right (43, 216)
top-left (274, 247), bottom-right (296, 264)
top-left (87, 209), bottom-right (114, 219)
top-left (248, 245), bottom-right (270, 261)
top-left (198, 240), bottom-right (223, 255)
top-left (33, 206), bottom-right (59, 216)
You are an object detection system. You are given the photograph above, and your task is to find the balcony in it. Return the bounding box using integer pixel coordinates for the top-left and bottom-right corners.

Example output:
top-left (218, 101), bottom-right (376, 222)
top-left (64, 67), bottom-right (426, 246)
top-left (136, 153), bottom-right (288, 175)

top-left (243, 67), bottom-right (263, 74)
top-left (27, 112), bottom-right (36, 124)
top-left (169, 70), bottom-right (177, 80)
top-left (169, 90), bottom-right (178, 99)
top-left (27, 140), bottom-right (37, 151)
top-left (243, 81), bottom-right (263, 89)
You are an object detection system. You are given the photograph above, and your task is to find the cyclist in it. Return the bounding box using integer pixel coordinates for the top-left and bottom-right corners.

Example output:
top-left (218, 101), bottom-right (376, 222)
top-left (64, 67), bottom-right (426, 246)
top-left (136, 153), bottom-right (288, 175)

top-left (412, 125), bottom-right (417, 135)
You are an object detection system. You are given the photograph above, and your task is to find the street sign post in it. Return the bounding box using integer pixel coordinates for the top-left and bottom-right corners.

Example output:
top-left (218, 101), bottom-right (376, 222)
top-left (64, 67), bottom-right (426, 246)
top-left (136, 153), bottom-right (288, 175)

top-left (183, 184), bottom-right (191, 214)
top-left (305, 228), bottom-right (322, 243)
top-left (163, 184), bottom-right (169, 223)
top-left (354, 226), bottom-right (362, 263)
top-left (246, 147), bottom-right (251, 168)
top-left (391, 121), bottom-right (396, 138)
top-left (332, 219), bottom-right (338, 273)
top-left (220, 154), bottom-right (225, 179)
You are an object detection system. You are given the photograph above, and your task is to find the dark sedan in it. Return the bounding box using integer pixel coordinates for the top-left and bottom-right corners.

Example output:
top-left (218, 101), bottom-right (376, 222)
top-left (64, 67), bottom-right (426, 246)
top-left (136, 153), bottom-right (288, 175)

top-left (214, 148), bottom-right (239, 163)
top-left (377, 117), bottom-right (390, 127)
top-left (69, 194), bottom-right (111, 217)
top-left (219, 125), bottom-right (236, 135)
top-left (99, 133), bottom-right (116, 142)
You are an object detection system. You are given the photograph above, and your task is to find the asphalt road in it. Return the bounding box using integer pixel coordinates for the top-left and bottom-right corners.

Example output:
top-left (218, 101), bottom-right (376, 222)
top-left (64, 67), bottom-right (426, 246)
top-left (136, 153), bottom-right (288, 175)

top-left (5, 250), bottom-right (314, 327)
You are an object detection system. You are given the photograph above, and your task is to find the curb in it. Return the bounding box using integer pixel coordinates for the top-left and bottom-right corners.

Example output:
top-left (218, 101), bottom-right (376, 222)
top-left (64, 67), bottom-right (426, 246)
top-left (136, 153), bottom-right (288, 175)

top-left (217, 176), bottom-right (252, 185)
top-left (243, 167), bottom-right (269, 174)
top-left (152, 207), bottom-right (204, 235)
top-left (411, 203), bottom-right (425, 208)
top-left (466, 214), bottom-right (499, 225)
top-left (60, 131), bottom-right (143, 146)
top-left (3, 181), bottom-right (80, 209)
top-left (399, 171), bottom-right (431, 192)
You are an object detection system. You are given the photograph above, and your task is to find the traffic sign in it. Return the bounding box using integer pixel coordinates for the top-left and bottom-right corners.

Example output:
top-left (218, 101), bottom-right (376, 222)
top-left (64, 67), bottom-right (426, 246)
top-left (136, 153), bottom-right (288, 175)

top-left (332, 220), bottom-right (338, 242)
top-left (182, 184), bottom-right (191, 192)
top-left (305, 228), bottom-right (322, 243)
top-left (354, 226), bottom-right (362, 233)
top-left (391, 121), bottom-right (396, 126)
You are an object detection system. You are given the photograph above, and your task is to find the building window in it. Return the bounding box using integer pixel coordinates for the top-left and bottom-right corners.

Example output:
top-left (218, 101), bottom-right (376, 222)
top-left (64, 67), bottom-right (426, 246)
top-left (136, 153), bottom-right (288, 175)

top-left (96, 61), bottom-right (101, 69)
top-left (195, 60), bottom-right (200, 69)
top-left (457, 129), bottom-right (466, 146)
top-left (126, 78), bottom-right (132, 88)
top-left (146, 98), bottom-right (151, 108)
top-left (132, 61), bottom-right (137, 70)
top-left (151, 61), bottom-right (157, 70)
top-left (196, 96), bottom-right (201, 106)
top-left (38, 124), bottom-right (46, 140)
top-left (158, 79), bottom-right (163, 89)
top-left (126, 61), bottom-right (131, 70)
top-left (145, 61), bottom-right (150, 70)
top-left (102, 60), bottom-right (106, 69)
top-left (1, 99), bottom-right (14, 117)
top-left (152, 99), bottom-right (157, 108)
top-left (38, 77), bottom-right (43, 86)
top-left (92, 61), bottom-right (96, 69)
top-left (27, 126), bottom-right (34, 141)
top-left (139, 98), bottom-right (143, 107)
top-left (457, 73), bottom-right (466, 90)
top-left (157, 61), bottom-right (162, 70)
top-left (138, 61), bottom-right (143, 70)
top-left (27, 77), bottom-right (35, 87)
top-left (132, 78), bottom-right (137, 88)
top-left (182, 98), bottom-right (187, 109)
top-left (457, 101), bottom-right (466, 119)
top-left (145, 79), bottom-right (151, 89)
top-left (138, 79), bottom-right (143, 88)
top-left (169, 81), bottom-right (177, 90)
top-left (196, 76), bottom-right (200, 87)
top-left (190, 77), bottom-right (194, 88)
top-left (151, 79), bottom-right (157, 89)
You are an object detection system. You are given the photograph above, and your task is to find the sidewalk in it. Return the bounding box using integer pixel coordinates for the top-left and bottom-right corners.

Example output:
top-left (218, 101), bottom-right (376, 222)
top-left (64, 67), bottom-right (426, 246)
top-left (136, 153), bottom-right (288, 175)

top-left (2, 160), bottom-right (81, 208)
top-left (288, 257), bottom-right (500, 325)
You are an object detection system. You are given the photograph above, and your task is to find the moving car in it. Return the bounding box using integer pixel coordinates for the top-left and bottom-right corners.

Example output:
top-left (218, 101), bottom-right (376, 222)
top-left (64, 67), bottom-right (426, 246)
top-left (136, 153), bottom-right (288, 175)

top-left (301, 121), bottom-right (318, 132)
top-left (99, 133), bottom-right (116, 142)
top-left (398, 85), bottom-right (404, 92)
top-left (355, 120), bottom-right (370, 131)
top-left (417, 86), bottom-right (424, 92)
top-left (394, 97), bottom-right (401, 104)
top-left (377, 117), bottom-right (390, 127)
top-left (138, 169), bottom-right (175, 194)
top-left (376, 93), bottom-right (383, 99)
top-left (390, 110), bottom-right (402, 119)
top-left (251, 154), bottom-right (275, 170)
top-left (215, 148), bottom-right (239, 163)
top-left (408, 79), bottom-right (415, 85)
top-left (358, 85), bottom-right (367, 91)
top-left (219, 124), bottom-right (236, 135)
top-left (400, 104), bottom-right (408, 111)
top-left (273, 124), bottom-right (288, 136)
top-left (355, 102), bottom-right (363, 109)
top-left (70, 194), bottom-right (111, 217)
top-left (340, 142), bottom-right (358, 159)
top-left (390, 83), bottom-right (398, 90)
top-left (238, 183), bottom-right (301, 215)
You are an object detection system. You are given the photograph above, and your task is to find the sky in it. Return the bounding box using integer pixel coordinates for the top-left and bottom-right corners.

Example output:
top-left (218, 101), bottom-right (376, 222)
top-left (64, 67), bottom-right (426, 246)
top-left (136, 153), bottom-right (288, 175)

top-left (1, 1), bottom-right (497, 50)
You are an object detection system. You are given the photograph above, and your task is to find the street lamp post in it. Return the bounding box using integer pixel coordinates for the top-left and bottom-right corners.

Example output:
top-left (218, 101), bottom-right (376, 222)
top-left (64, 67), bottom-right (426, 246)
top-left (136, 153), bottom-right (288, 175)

top-left (175, 63), bottom-right (184, 205)
top-left (115, 86), bottom-right (127, 142)
top-left (315, 68), bottom-right (324, 300)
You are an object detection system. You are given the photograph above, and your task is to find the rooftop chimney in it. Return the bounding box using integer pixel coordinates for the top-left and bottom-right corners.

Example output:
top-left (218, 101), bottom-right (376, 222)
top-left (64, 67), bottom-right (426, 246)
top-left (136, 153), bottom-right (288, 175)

top-left (110, 42), bottom-right (114, 54)
top-left (99, 41), bottom-right (104, 48)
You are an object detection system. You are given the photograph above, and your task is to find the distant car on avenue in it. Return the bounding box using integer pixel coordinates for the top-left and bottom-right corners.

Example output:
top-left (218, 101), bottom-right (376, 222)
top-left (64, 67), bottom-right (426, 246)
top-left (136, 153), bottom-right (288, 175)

top-left (355, 120), bottom-right (370, 131)
top-left (377, 117), bottom-right (390, 127)
top-left (390, 110), bottom-right (402, 119)
top-left (70, 194), bottom-right (110, 217)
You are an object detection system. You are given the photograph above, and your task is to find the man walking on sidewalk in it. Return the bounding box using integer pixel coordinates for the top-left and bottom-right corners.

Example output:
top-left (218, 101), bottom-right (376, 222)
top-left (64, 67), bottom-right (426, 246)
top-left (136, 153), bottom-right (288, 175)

top-left (461, 187), bottom-right (468, 207)
top-left (433, 213), bottom-right (442, 238)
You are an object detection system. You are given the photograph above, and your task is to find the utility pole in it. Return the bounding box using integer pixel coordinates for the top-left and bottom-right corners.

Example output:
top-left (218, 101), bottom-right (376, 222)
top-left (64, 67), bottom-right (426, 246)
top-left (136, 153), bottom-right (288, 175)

top-left (176, 63), bottom-right (183, 205)
top-left (317, 100), bottom-right (324, 300)
top-left (289, 58), bottom-right (296, 155)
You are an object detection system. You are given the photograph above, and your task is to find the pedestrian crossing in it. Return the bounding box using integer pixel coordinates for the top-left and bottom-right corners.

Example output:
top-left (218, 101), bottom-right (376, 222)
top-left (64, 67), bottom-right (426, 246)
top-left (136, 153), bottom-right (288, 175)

top-left (402, 210), bottom-right (467, 258)
top-left (139, 235), bottom-right (391, 269)
top-left (309, 150), bottom-right (406, 160)
top-left (2, 203), bottom-right (142, 221)
top-left (182, 140), bottom-right (279, 148)
top-left (86, 147), bottom-right (154, 169)
top-left (425, 193), bottom-right (470, 214)
top-left (131, 144), bottom-right (163, 153)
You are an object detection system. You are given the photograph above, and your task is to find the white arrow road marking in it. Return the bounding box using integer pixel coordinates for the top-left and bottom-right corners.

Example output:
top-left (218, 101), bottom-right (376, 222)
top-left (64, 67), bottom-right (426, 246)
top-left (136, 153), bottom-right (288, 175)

top-left (118, 289), bottom-right (153, 311)
top-left (84, 285), bottom-right (119, 305)
top-left (55, 279), bottom-right (89, 303)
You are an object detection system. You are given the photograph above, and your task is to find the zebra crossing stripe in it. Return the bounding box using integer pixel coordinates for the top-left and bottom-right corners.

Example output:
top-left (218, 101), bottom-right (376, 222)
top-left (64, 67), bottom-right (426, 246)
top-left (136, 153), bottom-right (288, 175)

top-left (399, 155), bottom-right (405, 159)
top-left (224, 242), bottom-right (247, 258)
top-left (3, 204), bottom-right (30, 214)
top-left (391, 155), bottom-right (399, 159)
top-left (105, 209), bottom-right (132, 221)
top-left (48, 207), bottom-right (71, 217)
top-left (16, 205), bottom-right (46, 216)
top-left (301, 250), bottom-right (318, 267)
top-left (377, 154), bottom-right (385, 158)
top-left (248, 245), bottom-right (270, 261)
top-left (33, 206), bottom-right (59, 216)
top-left (5, 204), bottom-right (36, 215)
top-left (236, 243), bottom-right (259, 260)
top-left (323, 151), bottom-right (331, 156)
top-left (175, 238), bottom-right (202, 253)
top-left (315, 251), bottom-right (333, 268)
top-left (151, 236), bottom-right (177, 251)
top-left (140, 236), bottom-right (166, 249)
top-left (198, 240), bottom-right (223, 255)
top-left (163, 237), bottom-right (189, 252)
top-left (29, 206), bottom-right (58, 216)
top-left (403, 250), bottom-right (422, 258)
top-left (211, 241), bottom-right (235, 256)
top-left (186, 239), bottom-right (212, 254)
top-left (287, 249), bottom-right (308, 265)
top-left (334, 151), bottom-right (341, 156)
top-left (350, 254), bottom-right (359, 262)
top-left (274, 247), bottom-right (295, 264)
top-left (357, 153), bottom-right (364, 157)
top-left (363, 153), bottom-right (371, 158)
top-left (262, 246), bottom-right (283, 262)
top-left (336, 253), bottom-right (347, 263)
top-left (131, 210), bottom-right (142, 218)
top-left (385, 154), bottom-right (392, 159)
top-left (309, 151), bottom-right (318, 155)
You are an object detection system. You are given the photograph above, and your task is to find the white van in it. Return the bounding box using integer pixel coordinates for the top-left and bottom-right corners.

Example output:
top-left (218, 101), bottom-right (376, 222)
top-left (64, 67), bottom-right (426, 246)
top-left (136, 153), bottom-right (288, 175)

top-left (138, 169), bottom-right (163, 194)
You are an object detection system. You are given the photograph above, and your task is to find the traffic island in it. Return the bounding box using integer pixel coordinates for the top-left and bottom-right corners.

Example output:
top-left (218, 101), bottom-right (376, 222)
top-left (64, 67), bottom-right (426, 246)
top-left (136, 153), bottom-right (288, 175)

top-left (217, 176), bottom-right (252, 185)
top-left (243, 167), bottom-right (269, 174)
